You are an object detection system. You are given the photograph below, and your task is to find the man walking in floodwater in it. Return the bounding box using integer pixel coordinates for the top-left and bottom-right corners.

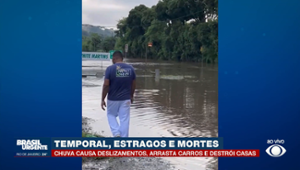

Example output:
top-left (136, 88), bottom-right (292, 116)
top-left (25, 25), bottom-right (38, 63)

top-left (101, 51), bottom-right (136, 137)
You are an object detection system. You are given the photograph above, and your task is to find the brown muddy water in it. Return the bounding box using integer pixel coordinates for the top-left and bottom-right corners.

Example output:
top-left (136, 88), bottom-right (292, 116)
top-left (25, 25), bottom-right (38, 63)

top-left (82, 58), bottom-right (218, 170)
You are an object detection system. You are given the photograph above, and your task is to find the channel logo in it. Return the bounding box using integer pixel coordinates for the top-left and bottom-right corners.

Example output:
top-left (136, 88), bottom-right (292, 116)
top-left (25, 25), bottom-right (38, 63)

top-left (15, 139), bottom-right (50, 157)
top-left (16, 139), bottom-right (48, 150)
top-left (266, 144), bottom-right (286, 157)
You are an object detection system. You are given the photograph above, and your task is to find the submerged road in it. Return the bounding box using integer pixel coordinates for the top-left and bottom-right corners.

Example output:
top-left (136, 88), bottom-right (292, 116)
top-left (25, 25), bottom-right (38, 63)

top-left (82, 58), bottom-right (218, 170)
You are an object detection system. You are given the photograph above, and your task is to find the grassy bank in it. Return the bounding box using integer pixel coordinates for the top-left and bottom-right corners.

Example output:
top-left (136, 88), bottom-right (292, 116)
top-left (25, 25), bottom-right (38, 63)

top-left (82, 132), bottom-right (104, 138)
top-left (82, 132), bottom-right (107, 162)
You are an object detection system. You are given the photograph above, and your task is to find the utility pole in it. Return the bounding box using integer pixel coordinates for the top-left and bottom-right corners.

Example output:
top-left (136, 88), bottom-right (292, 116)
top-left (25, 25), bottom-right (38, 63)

top-left (125, 44), bottom-right (128, 59)
top-left (145, 42), bottom-right (152, 63)
top-left (145, 43), bottom-right (148, 63)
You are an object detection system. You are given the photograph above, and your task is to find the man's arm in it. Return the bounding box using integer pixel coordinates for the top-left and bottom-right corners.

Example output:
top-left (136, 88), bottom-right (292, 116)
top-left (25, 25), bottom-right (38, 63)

top-left (131, 79), bottom-right (136, 99)
top-left (101, 67), bottom-right (110, 110)
top-left (102, 79), bottom-right (110, 101)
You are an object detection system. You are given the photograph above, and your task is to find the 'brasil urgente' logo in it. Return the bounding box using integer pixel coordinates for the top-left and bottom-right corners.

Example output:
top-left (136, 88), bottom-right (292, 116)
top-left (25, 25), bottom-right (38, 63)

top-left (17, 139), bottom-right (48, 150)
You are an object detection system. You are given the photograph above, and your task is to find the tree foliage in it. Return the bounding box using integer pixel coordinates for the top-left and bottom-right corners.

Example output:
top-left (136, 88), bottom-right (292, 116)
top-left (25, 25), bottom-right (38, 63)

top-left (82, 33), bottom-right (116, 52)
top-left (115, 0), bottom-right (218, 63)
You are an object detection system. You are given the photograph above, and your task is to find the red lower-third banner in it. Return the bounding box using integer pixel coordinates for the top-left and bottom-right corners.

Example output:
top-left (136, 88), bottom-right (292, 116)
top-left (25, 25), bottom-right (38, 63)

top-left (52, 150), bottom-right (259, 157)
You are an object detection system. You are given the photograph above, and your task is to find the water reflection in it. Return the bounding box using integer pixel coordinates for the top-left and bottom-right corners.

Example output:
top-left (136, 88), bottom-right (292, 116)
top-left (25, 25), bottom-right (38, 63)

top-left (129, 59), bottom-right (218, 138)
top-left (82, 59), bottom-right (218, 170)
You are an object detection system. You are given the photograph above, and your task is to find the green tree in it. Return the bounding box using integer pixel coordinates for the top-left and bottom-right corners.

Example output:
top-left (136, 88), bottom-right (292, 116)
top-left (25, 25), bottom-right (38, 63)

top-left (101, 37), bottom-right (116, 52)
top-left (90, 33), bottom-right (102, 51)
top-left (82, 32), bottom-right (118, 52)
top-left (114, 0), bottom-right (218, 63)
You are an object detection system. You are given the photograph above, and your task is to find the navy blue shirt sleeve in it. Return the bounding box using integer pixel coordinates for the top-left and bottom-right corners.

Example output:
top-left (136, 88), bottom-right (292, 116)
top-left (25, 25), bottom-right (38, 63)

top-left (104, 66), bottom-right (110, 80)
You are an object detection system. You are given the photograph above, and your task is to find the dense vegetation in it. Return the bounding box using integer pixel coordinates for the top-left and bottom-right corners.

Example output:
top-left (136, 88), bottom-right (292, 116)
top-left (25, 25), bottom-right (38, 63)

top-left (82, 24), bottom-right (116, 52)
top-left (82, 33), bottom-right (116, 52)
top-left (83, 0), bottom-right (218, 63)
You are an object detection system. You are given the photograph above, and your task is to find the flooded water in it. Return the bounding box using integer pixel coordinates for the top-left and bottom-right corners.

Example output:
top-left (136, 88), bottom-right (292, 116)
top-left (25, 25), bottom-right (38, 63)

top-left (82, 58), bottom-right (218, 170)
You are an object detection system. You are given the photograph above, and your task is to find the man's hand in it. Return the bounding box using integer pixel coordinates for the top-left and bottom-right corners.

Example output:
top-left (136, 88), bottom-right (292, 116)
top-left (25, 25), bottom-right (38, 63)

top-left (131, 97), bottom-right (134, 104)
top-left (101, 100), bottom-right (106, 111)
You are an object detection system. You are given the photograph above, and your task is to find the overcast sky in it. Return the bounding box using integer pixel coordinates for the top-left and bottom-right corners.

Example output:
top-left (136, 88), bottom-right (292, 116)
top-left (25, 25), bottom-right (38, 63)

top-left (82, 0), bottom-right (159, 28)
